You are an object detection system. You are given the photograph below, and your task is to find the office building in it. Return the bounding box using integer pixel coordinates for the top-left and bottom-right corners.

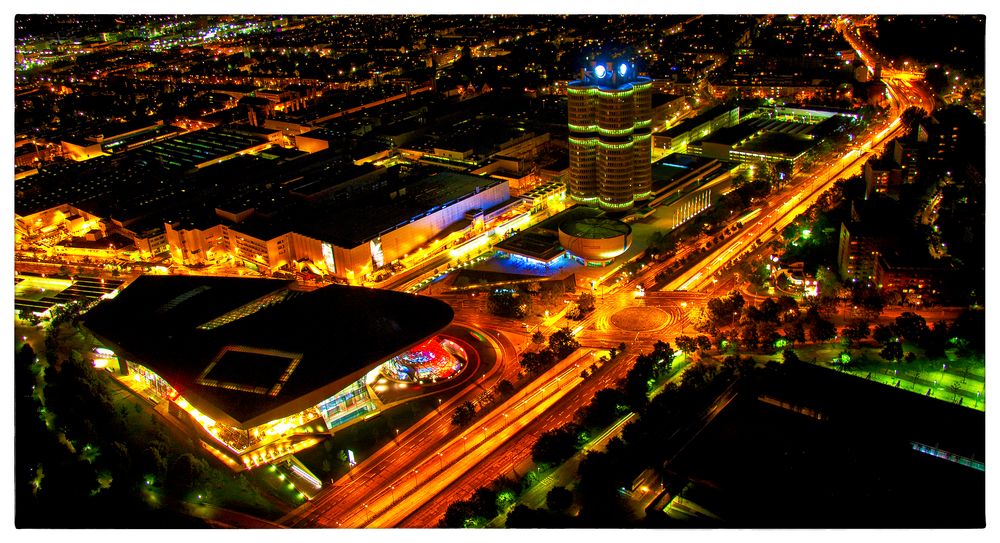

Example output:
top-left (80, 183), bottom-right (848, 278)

top-left (568, 58), bottom-right (652, 210)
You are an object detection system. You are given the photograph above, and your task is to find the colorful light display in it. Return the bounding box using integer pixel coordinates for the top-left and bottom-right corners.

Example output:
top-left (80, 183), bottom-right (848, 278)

top-left (380, 337), bottom-right (467, 383)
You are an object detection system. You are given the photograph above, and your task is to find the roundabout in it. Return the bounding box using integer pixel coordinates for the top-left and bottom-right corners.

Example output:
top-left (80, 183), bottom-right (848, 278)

top-left (609, 306), bottom-right (670, 332)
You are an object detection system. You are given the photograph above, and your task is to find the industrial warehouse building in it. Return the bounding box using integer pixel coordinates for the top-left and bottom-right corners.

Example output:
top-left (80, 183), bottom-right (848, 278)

top-left (163, 171), bottom-right (511, 283)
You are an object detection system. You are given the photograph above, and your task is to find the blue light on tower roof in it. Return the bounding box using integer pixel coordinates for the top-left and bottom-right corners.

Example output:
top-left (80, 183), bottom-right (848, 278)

top-left (619, 63), bottom-right (628, 76)
top-left (594, 64), bottom-right (607, 78)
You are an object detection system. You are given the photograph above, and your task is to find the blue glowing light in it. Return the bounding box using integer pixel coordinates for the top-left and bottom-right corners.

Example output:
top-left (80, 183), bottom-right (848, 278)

top-left (619, 63), bottom-right (628, 77)
top-left (594, 65), bottom-right (607, 78)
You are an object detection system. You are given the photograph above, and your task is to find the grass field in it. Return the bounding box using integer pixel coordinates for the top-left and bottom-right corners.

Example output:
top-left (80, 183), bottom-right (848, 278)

top-left (767, 342), bottom-right (985, 412)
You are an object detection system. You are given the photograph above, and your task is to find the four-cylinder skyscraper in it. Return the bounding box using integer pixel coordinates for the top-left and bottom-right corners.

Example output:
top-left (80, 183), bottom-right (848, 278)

top-left (568, 58), bottom-right (652, 210)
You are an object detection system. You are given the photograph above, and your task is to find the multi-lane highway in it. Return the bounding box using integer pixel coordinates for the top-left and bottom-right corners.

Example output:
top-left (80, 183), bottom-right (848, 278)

top-left (279, 324), bottom-right (511, 527)
top-left (280, 15), bottom-right (937, 528)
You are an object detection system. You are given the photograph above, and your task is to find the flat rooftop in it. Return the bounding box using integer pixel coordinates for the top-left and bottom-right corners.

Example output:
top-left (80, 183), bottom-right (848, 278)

top-left (651, 154), bottom-right (723, 193)
top-left (101, 124), bottom-right (184, 153)
top-left (670, 361), bottom-right (984, 527)
top-left (702, 122), bottom-right (761, 146)
top-left (83, 275), bottom-right (454, 426)
top-left (495, 205), bottom-right (602, 261)
top-left (662, 104), bottom-right (738, 138)
top-left (131, 127), bottom-right (269, 171)
top-left (236, 171), bottom-right (505, 248)
top-left (735, 131), bottom-right (815, 157)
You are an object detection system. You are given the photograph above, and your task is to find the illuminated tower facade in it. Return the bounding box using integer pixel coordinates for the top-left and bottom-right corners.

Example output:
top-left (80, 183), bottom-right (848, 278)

top-left (568, 59), bottom-right (652, 210)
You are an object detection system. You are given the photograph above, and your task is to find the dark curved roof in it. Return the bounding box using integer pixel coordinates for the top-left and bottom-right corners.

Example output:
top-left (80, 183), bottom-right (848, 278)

top-left (83, 275), bottom-right (453, 427)
top-left (559, 217), bottom-right (632, 239)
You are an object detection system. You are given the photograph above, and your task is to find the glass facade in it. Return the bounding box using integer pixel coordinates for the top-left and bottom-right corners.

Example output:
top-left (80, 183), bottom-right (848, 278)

top-left (317, 377), bottom-right (376, 429)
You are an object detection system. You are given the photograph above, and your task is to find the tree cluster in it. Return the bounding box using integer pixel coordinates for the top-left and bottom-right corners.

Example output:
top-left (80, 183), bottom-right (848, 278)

top-left (520, 327), bottom-right (580, 375)
top-left (486, 288), bottom-right (530, 319)
top-left (15, 341), bottom-right (233, 527)
top-left (698, 292), bottom-right (837, 354)
top-left (440, 476), bottom-right (524, 528)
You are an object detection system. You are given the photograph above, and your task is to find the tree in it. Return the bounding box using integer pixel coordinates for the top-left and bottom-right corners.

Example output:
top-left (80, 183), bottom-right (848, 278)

top-left (924, 66), bottom-right (949, 96)
top-left (952, 309), bottom-right (985, 353)
top-left (842, 319), bottom-right (871, 344)
top-left (505, 504), bottom-right (560, 528)
top-left (894, 312), bottom-right (928, 343)
top-left (880, 341), bottom-right (904, 363)
top-left (442, 500), bottom-right (477, 528)
top-left (776, 295), bottom-right (799, 318)
top-left (757, 298), bottom-right (782, 323)
top-left (486, 289), bottom-right (529, 319)
top-left (622, 354), bottom-right (657, 409)
top-left (531, 331), bottom-right (545, 346)
top-left (808, 317), bottom-right (837, 342)
top-left (578, 388), bottom-right (629, 430)
top-left (721, 355), bottom-right (756, 379)
top-left (872, 323), bottom-right (899, 346)
top-left (470, 487), bottom-right (499, 520)
top-left (577, 292), bottom-right (596, 313)
top-left (674, 335), bottom-right (697, 358)
top-left (782, 320), bottom-right (806, 345)
top-left (546, 486), bottom-right (573, 513)
top-left (782, 349), bottom-right (801, 364)
top-left (451, 401), bottom-right (476, 427)
top-left (531, 424), bottom-right (582, 466)
top-left (920, 321), bottom-right (950, 359)
top-left (707, 291), bottom-right (745, 327)
top-left (548, 327), bottom-right (580, 358)
top-left (165, 453), bottom-right (208, 497)
top-left (680, 361), bottom-right (719, 391)
top-left (738, 324), bottom-right (760, 351)
top-left (496, 379), bottom-right (515, 398)
top-left (904, 351), bottom-right (917, 363)
top-left (520, 351), bottom-right (539, 374)
top-left (850, 284), bottom-right (885, 320)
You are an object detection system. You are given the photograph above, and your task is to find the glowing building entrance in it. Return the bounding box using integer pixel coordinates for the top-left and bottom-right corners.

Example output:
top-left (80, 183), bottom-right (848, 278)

top-left (379, 337), bottom-right (467, 384)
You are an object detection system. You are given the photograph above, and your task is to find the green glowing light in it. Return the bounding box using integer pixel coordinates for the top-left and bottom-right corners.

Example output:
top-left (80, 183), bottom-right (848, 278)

top-left (597, 87), bottom-right (635, 97)
top-left (598, 126), bottom-right (633, 136)
top-left (598, 198), bottom-right (634, 209)
top-left (598, 140), bottom-right (634, 150)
